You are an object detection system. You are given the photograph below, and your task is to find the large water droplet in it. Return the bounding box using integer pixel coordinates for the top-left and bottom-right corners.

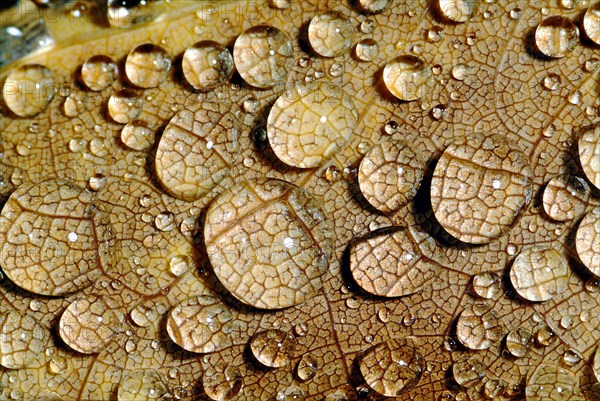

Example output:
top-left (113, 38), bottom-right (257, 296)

top-left (166, 295), bottom-right (235, 353)
top-left (0, 180), bottom-right (110, 296)
top-left (155, 211), bottom-right (175, 232)
top-left (250, 329), bottom-right (296, 368)
top-left (2, 64), bottom-right (55, 117)
top-left (308, 11), bottom-right (354, 57)
top-left (576, 207), bottom-right (600, 277)
top-left (455, 304), bottom-right (502, 350)
top-left (59, 295), bottom-right (120, 354)
top-left (535, 16), bottom-right (579, 58)
top-left (296, 354), bottom-right (318, 381)
top-left (0, 312), bottom-right (45, 369)
top-left (121, 120), bottom-right (155, 151)
top-left (204, 178), bottom-right (333, 309)
top-left (583, 3), bottom-right (600, 45)
top-left (542, 174), bottom-right (590, 221)
top-left (431, 133), bottom-right (533, 244)
top-left (452, 357), bottom-right (486, 388)
top-left (359, 338), bottom-right (425, 397)
top-left (80, 55), bottom-right (118, 91)
top-left (350, 227), bottom-right (433, 297)
top-left (182, 41), bottom-right (233, 92)
top-left (358, 141), bottom-right (425, 213)
top-left (233, 25), bottom-right (293, 88)
top-left (437, 0), bottom-right (479, 22)
top-left (505, 328), bottom-right (532, 358)
top-left (117, 369), bottom-right (171, 401)
top-left (267, 82), bottom-right (357, 168)
top-left (526, 364), bottom-right (584, 401)
top-left (383, 55), bottom-right (432, 101)
top-left (108, 89), bottom-right (143, 124)
top-left (578, 123), bottom-right (600, 191)
top-left (510, 246), bottom-right (568, 302)
top-left (155, 102), bottom-right (241, 201)
top-left (471, 272), bottom-right (502, 299)
top-left (451, 63), bottom-right (470, 81)
top-left (125, 43), bottom-right (172, 88)
top-left (203, 365), bottom-right (242, 401)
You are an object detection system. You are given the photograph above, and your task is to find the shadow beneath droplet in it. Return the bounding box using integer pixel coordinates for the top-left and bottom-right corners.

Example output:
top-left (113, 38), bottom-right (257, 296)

top-left (347, 169), bottom-right (384, 216)
top-left (297, 19), bottom-right (314, 57)
top-left (412, 155), bottom-right (461, 247)
top-left (523, 26), bottom-right (557, 61)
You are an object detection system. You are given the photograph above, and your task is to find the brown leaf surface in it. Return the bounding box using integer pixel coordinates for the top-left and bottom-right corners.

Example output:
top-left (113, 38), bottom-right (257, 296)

top-left (0, 0), bottom-right (599, 400)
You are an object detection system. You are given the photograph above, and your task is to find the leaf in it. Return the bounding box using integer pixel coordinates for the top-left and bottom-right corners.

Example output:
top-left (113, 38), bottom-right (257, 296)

top-left (0, 0), bottom-right (599, 400)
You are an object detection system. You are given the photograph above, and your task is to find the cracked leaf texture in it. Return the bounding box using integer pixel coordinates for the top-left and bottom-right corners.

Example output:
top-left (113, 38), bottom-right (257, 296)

top-left (0, 0), bottom-right (599, 400)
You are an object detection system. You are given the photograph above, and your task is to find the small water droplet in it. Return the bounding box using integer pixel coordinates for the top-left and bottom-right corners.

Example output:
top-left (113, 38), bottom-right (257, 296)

top-left (80, 55), bottom-right (118, 91)
top-left (296, 354), bottom-right (318, 381)
top-left (125, 43), bottom-right (172, 88)
top-left (308, 11), bottom-right (354, 57)
top-left (155, 211), bottom-right (175, 232)
top-left (121, 120), bottom-right (154, 151)
top-left (108, 89), bottom-right (143, 124)
top-left (427, 26), bottom-right (444, 42)
top-left (250, 329), bottom-right (296, 368)
top-left (543, 73), bottom-right (561, 91)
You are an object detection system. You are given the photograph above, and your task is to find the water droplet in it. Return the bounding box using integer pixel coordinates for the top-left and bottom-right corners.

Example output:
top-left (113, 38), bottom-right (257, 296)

top-left (125, 43), bottom-right (172, 88)
top-left (563, 349), bottom-right (582, 366)
top-left (325, 165), bottom-right (341, 182)
top-left (233, 25), bottom-right (293, 88)
top-left (2, 64), bottom-right (55, 117)
top-left (536, 325), bottom-right (556, 346)
top-left (377, 307), bottom-right (391, 323)
top-left (358, 142), bottom-right (425, 213)
top-left (584, 57), bottom-right (599, 72)
top-left (510, 246), bottom-right (568, 302)
top-left (108, 89), bottom-right (143, 124)
top-left (535, 16), bottom-right (579, 58)
top-left (505, 328), bottom-right (532, 357)
top-left (250, 329), bottom-right (296, 368)
top-left (576, 207), bottom-right (600, 277)
top-left (155, 211), bottom-right (175, 232)
top-left (16, 141), bottom-right (32, 156)
top-left (384, 120), bottom-right (399, 134)
top-left (329, 62), bottom-right (344, 77)
top-left (578, 124), bottom-right (600, 191)
top-left (430, 104), bottom-right (448, 120)
top-left (403, 313), bottom-right (416, 326)
top-left (205, 178), bottom-right (332, 309)
top-left (0, 312), bottom-right (45, 369)
top-left (118, 369), bottom-right (171, 401)
top-left (267, 82), bottom-right (357, 168)
top-left (526, 363), bottom-right (583, 400)
top-left (456, 304), bottom-right (502, 350)
top-left (543, 73), bottom-right (561, 91)
top-left (203, 365), bottom-right (243, 401)
top-left (452, 357), bottom-right (486, 388)
top-left (360, 339), bottom-right (425, 396)
top-left (155, 103), bottom-right (240, 201)
top-left (568, 90), bottom-right (582, 105)
top-left (585, 278), bottom-right (600, 293)
top-left (542, 174), bottom-right (590, 221)
top-left (296, 354), bottom-right (318, 381)
top-left (431, 133), bottom-right (533, 244)
top-left (59, 296), bottom-right (120, 354)
top-left (509, 7), bottom-right (522, 19)
top-left (182, 41), bottom-right (233, 92)
top-left (345, 297), bottom-right (360, 309)
top-left (560, 314), bottom-right (573, 329)
top-left (583, 3), bottom-right (600, 45)
top-left (383, 55), bottom-right (432, 101)
top-left (451, 64), bottom-right (469, 81)
top-left (121, 120), bottom-right (154, 151)
top-left (130, 304), bottom-right (159, 327)
top-left (472, 272), bottom-right (502, 299)
top-left (350, 228), bottom-right (431, 297)
top-left (167, 295), bottom-right (235, 353)
top-left (358, 0), bottom-right (390, 13)
top-left (437, 0), bottom-right (479, 22)
top-left (466, 34), bottom-right (477, 46)
top-left (308, 11), bottom-right (354, 57)
top-left (427, 26), bottom-right (445, 42)
top-left (169, 255), bottom-right (191, 277)
top-left (80, 55), bottom-right (118, 91)
top-left (484, 378), bottom-right (506, 398)
top-left (243, 96), bottom-right (260, 114)
top-left (47, 355), bottom-right (67, 374)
